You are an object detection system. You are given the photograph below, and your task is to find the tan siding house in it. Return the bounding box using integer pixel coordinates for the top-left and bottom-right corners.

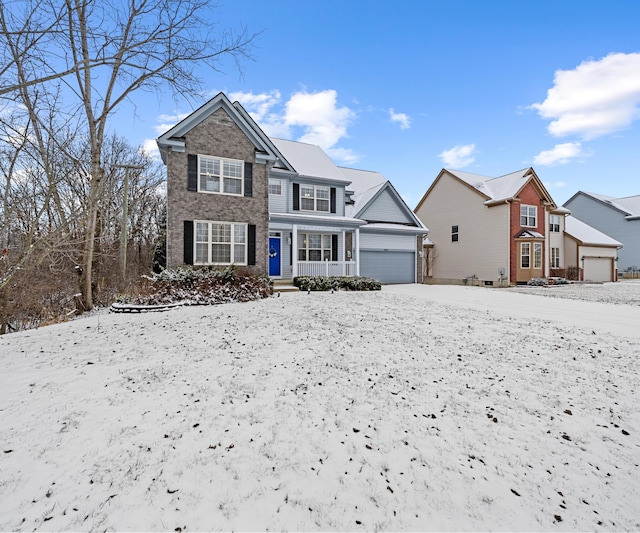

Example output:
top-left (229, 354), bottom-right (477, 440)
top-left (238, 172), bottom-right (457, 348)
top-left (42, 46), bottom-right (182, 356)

top-left (415, 167), bottom-right (621, 285)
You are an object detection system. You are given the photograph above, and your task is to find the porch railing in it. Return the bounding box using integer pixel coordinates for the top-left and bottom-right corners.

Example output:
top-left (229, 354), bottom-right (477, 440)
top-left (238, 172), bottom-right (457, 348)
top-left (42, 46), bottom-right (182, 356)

top-left (297, 260), bottom-right (357, 277)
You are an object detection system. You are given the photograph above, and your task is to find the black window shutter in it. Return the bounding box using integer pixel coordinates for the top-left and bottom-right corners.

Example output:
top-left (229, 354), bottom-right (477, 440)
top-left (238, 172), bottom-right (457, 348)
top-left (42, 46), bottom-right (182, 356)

top-left (330, 187), bottom-right (337, 213)
top-left (289, 234), bottom-right (293, 265)
top-left (184, 220), bottom-right (194, 264)
top-left (331, 234), bottom-right (338, 261)
top-left (187, 154), bottom-right (198, 191)
top-left (248, 224), bottom-right (256, 265)
top-left (244, 162), bottom-right (253, 197)
top-left (292, 183), bottom-right (299, 210)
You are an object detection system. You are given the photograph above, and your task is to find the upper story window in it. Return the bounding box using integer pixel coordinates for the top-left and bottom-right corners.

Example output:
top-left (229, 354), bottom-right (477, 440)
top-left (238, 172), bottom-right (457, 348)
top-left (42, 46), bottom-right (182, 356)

top-left (520, 205), bottom-right (537, 227)
top-left (451, 225), bottom-right (459, 242)
top-left (550, 215), bottom-right (561, 232)
top-left (199, 155), bottom-right (243, 195)
top-left (300, 185), bottom-right (330, 212)
top-left (269, 178), bottom-right (282, 195)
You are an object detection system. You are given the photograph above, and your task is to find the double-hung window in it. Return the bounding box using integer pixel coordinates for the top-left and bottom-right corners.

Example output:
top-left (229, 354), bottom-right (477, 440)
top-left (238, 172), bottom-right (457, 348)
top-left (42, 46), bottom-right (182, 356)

top-left (300, 185), bottom-right (330, 212)
top-left (298, 233), bottom-right (332, 261)
top-left (550, 247), bottom-right (560, 268)
top-left (550, 215), bottom-right (561, 233)
top-left (268, 178), bottom-right (282, 195)
top-left (520, 205), bottom-right (537, 227)
top-left (195, 221), bottom-right (247, 265)
top-left (451, 225), bottom-right (459, 242)
top-left (521, 243), bottom-right (530, 268)
top-left (199, 155), bottom-right (243, 195)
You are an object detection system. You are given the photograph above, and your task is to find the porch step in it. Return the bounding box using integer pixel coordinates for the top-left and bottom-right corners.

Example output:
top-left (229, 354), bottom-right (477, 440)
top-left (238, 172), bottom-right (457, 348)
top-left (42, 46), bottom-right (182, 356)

top-left (272, 279), bottom-right (299, 293)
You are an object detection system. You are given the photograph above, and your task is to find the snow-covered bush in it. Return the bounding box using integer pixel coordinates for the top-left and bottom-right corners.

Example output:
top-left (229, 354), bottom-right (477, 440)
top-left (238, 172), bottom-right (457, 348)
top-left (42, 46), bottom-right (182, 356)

top-left (293, 276), bottom-right (381, 291)
top-left (128, 266), bottom-right (272, 305)
top-left (527, 278), bottom-right (548, 286)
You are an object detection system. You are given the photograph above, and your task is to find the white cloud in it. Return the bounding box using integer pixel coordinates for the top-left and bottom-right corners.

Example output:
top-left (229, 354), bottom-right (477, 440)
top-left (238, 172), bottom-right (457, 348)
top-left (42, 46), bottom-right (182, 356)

top-left (530, 52), bottom-right (640, 139)
top-left (229, 90), bottom-right (281, 123)
top-left (284, 90), bottom-right (355, 149)
top-left (154, 112), bottom-right (190, 136)
top-left (439, 144), bottom-right (476, 168)
top-left (156, 89), bottom-right (359, 165)
top-left (533, 142), bottom-right (586, 166)
top-left (389, 108), bottom-right (410, 129)
top-left (142, 138), bottom-right (161, 159)
top-left (325, 146), bottom-right (359, 166)
top-left (543, 180), bottom-right (568, 189)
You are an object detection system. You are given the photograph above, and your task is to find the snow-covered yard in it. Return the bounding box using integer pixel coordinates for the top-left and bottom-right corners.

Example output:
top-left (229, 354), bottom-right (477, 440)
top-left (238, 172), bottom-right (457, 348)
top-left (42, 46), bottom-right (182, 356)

top-left (1, 282), bottom-right (639, 531)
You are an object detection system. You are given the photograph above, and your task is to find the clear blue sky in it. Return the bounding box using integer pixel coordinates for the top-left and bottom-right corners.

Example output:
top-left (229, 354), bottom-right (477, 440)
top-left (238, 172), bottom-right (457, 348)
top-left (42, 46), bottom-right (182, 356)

top-left (128, 0), bottom-right (640, 208)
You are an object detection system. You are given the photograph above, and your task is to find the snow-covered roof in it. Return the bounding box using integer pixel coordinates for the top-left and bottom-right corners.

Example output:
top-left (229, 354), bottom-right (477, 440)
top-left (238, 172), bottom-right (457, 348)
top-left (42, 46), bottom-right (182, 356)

top-left (339, 167), bottom-right (387, 218)
top-left (270, 138), bottom-right (350, 183)
top-left (447, 168), bottom-right (553, 205)
top-left (565, 215), bottom-right (622, 247)
top-left (580, 191), bottom-right (640, 218)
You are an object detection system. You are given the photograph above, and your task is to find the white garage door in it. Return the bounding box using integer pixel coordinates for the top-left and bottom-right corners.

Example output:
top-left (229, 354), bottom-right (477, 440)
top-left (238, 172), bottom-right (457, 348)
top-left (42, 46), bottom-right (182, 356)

top-left (360, 250), bottom-right (415, 284)
top-left (583, 258), bottom-right (613, 282)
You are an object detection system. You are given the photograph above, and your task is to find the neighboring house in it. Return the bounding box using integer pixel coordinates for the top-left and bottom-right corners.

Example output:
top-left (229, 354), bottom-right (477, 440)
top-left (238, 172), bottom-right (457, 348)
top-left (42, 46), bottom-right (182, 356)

top-left (564, 215), bottom-right (622, 282)
top-left (157, 92), bottom-right (427, 284)
top-left (414, 168), bottom-right (622, 285)
top-left (564, 192), bottom-right (640, 273)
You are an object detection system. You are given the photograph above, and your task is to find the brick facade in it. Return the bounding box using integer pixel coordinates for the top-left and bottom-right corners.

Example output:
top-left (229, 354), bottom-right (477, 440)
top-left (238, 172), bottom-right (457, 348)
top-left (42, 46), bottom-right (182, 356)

top-left (166, 107), bottom-right (269, 275)
top-left (509, 181), bottom-right (547, 283)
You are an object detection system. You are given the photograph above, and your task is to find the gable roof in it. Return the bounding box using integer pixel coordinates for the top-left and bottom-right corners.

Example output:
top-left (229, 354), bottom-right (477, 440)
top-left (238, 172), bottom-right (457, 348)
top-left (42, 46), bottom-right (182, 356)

top-left (565, 215), bottom-right (623, 247)
top-left (156, 92), bottom-right (281, 166)
top-left (450, 167), bottom-right (556, 206)
top-left (340, 167), bottom-right (425, 228)
top-left (565, 191), bottom-right (640, 220)
top-left (416, 167), bottom-right (557, 212)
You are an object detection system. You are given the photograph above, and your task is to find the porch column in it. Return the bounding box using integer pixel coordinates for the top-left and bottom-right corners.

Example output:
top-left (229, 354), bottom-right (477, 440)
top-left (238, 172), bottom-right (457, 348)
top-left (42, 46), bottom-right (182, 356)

top-left (355, 227), bottom-right (360, 276)
top-left (341, 230), bottom-right (346, 275)
top-left (292, 224), bottom-right (298, 278)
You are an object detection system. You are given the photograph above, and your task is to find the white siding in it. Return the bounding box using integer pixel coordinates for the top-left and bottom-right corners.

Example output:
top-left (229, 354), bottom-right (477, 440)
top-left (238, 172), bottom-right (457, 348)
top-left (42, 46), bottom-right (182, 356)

top-left (415, 173), bottom-right (510, 284)
top-left (360, 232), bottom-right (415, 251)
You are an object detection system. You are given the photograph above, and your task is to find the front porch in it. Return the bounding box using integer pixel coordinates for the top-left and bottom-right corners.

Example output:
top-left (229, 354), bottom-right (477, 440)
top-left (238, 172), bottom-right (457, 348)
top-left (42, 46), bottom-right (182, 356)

top-left (269, 215), bottom-right (365, 280)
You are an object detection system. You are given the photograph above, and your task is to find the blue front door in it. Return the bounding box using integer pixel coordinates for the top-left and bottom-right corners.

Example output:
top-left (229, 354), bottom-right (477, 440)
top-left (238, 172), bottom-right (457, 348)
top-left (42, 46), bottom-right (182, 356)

top-left (269, 237), bottom-right (281, 276)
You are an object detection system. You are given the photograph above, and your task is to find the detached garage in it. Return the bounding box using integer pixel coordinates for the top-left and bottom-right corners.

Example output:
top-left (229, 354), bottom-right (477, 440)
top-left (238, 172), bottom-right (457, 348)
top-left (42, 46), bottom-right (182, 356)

top-left (564, 216), bottom-right (622, 282)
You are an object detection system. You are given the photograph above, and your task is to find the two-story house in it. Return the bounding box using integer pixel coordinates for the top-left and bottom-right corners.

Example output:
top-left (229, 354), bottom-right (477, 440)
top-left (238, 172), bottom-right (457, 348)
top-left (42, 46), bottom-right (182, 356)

top-left (157, 92), bottom-right (427, 284)
top-left (414, 168), bottom-right (621, 285)
top-left (564, 191), bottom-right (640, 274)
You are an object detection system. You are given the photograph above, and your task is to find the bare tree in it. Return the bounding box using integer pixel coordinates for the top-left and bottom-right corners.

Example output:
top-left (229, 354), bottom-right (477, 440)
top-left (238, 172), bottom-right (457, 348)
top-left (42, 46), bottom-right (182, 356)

top-left (1, 0), bottom-right (259, 309)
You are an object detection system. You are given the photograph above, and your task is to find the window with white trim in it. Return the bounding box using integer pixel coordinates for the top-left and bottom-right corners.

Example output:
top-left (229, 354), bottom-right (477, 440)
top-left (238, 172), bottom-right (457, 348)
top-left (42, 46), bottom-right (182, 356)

top-left (520, 205), bottom-right (537, 227)
top-left (268, 178), bottom-right (282, 195)
top-left (520, 242), bottom-right (530, 268)
top-left (298, 233), bottom-right (332, 261)
top-left (550, 215), bottom-right (561, 232)
top-left (550, 247), bottom-right (560, 268)
top-left (194, 221), bottom-right (247, 265)
top-left (300, 185), bottom-right (330, 212)
top-left (198, 155), bottom-right (243, 195)
top-left (533, 242), bottom-right (542, 269)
